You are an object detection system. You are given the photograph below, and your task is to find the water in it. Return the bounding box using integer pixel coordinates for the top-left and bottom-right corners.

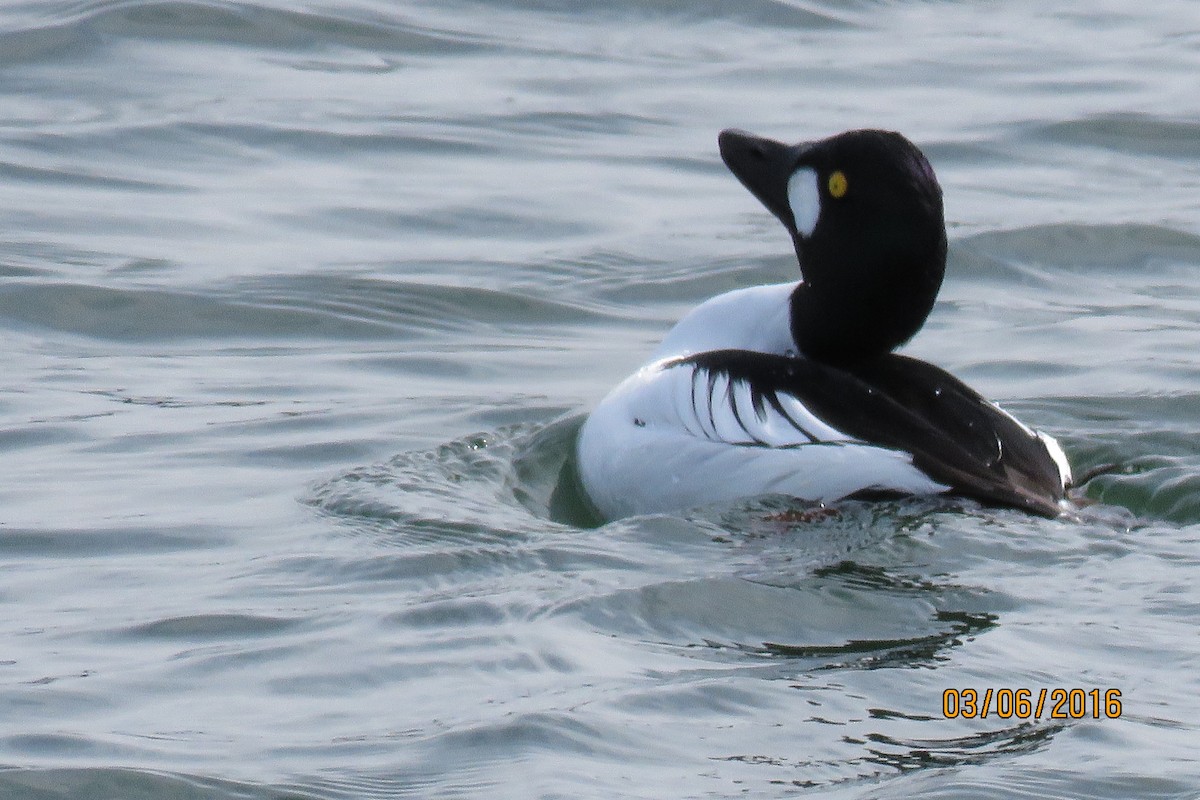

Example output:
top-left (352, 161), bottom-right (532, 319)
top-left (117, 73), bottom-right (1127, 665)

top-left (1, 1), bottom-right (1199, 797)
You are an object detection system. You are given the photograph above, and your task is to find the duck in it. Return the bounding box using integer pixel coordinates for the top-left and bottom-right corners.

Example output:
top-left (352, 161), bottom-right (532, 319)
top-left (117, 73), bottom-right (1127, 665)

top-left (575, 127), bottom-right (1072, 521)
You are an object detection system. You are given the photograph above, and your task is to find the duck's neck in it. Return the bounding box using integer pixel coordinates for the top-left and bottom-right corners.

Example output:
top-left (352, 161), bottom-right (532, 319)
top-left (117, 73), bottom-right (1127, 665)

top-left (788, 268), bottom-right (942, 364)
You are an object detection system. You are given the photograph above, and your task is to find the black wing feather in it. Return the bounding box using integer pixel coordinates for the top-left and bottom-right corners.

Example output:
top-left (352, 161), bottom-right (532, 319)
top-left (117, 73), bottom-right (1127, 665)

top-left (671, 350), bottom-right (1068, 517)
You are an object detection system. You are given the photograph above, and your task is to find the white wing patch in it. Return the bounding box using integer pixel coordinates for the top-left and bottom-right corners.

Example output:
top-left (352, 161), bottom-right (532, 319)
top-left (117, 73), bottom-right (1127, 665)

top-left (993, 400), bottom-right (1073, 488)
top-left (1038, 430), bottom-right (1073, 488)
top-left (675, 362), bottom-right (856, 448)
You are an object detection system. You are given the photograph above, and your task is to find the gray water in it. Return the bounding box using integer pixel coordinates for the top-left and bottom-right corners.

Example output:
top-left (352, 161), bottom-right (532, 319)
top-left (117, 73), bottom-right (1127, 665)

top-left (2, 1), bottom-right (1200, 798)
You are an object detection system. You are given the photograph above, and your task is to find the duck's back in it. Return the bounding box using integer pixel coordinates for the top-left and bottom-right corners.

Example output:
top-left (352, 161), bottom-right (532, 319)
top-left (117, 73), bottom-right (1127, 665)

top-left (576, 344), bottom-right (1071, 521)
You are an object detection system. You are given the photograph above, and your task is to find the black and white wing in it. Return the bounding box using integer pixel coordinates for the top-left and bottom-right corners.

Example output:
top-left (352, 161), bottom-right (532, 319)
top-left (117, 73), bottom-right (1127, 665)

top-left (577, 348), bottom-right (1070, 521)
top-left (674, 350), bottom-right (1071, 517)
top-left (576, 352), bottom-right (948, 520)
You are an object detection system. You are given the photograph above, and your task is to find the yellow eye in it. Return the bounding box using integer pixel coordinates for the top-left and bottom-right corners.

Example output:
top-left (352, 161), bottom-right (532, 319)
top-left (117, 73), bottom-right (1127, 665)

top-left (828, 170), bottom-right (848, 198)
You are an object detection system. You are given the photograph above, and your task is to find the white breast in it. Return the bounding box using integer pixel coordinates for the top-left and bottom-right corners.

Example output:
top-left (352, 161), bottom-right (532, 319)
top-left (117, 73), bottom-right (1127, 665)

top-left (650, 282), bottom-right (799, 361)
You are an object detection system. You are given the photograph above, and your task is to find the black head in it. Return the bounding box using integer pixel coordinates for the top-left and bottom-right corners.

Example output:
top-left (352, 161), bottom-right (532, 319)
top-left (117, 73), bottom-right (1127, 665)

top-left (718, 128), bottom-right (947, 363)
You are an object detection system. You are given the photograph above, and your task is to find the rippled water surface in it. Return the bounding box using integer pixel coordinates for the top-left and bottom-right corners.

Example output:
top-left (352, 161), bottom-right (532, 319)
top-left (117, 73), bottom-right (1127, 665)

top-left (2, 1), bottom-right (1200, 798)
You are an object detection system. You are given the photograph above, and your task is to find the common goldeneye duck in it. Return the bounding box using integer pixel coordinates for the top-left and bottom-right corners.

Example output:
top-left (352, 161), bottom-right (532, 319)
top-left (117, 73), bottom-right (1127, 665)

top-left (576, 128), bottom-right (1072, 521)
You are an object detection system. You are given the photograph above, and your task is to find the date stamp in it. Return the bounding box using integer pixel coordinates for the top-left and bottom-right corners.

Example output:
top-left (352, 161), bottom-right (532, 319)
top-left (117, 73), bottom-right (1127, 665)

top-left (942, 688), bottom-right (1122, 720)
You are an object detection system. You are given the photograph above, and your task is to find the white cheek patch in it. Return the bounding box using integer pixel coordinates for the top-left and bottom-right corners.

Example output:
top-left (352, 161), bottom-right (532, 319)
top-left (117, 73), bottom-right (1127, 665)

top-left (787, 167), bottom-right (820, 238)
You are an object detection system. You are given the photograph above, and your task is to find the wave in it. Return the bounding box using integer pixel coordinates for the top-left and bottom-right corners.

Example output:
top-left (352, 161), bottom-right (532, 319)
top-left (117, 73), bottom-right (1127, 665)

top-left (0, 274), bottom-right (619, 342)
top-left (0, 0), bottom-right (492, 67)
